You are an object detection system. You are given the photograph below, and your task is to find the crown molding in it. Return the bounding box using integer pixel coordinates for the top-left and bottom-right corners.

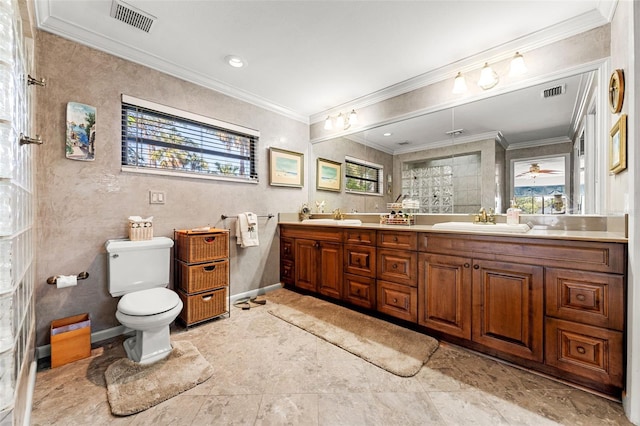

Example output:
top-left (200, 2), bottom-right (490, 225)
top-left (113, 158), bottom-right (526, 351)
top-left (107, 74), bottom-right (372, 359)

top-left (506, 136), bottom-right (572, 151)
top-left (35, 11), bottom-right (309, 124)
top-left (391, 131), bottom-right (501, 156)
top-left (310, 9), bottom-right (610, 124)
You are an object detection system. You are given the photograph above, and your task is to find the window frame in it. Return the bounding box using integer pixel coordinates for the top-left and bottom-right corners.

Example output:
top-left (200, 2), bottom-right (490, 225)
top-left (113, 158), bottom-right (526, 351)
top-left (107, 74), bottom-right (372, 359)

top-left (120, 94), bottom-right (260, 183)
top-left (344, 155), bottom-right (384, 196)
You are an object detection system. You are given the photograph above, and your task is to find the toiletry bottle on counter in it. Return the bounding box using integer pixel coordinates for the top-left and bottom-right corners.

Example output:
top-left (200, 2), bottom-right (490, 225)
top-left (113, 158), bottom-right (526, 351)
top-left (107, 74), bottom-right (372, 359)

top-left (506, 200), bottom-right (521, 225)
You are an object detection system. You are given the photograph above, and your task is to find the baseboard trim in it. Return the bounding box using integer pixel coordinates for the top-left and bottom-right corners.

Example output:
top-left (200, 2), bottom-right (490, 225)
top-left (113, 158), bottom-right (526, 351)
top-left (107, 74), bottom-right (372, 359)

top-left (35, 283), bottom-right (283, 360)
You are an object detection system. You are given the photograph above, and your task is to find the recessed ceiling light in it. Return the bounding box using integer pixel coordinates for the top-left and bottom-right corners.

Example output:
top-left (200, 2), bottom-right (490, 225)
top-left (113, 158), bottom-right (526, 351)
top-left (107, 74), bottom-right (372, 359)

top-left (225, 55), bottom-right (246, 68)
top-left (383, 132), bottom-right (392, 136)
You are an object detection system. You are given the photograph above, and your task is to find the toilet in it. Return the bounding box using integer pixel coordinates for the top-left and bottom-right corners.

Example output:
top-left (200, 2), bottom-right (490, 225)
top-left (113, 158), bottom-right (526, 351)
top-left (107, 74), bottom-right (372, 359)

top-left (105, 237), bottom-right (183, 364)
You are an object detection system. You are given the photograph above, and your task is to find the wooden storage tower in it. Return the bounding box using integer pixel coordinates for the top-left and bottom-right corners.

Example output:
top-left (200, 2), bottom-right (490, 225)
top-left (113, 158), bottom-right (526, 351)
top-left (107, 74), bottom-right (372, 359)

top-left (174, 229), bottom-right (230, 326)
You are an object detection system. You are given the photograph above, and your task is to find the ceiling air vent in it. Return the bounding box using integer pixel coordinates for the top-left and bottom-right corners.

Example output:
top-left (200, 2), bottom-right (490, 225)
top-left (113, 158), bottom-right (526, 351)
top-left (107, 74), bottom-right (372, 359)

top-left (110, 0), bottom-right (156, 33)
top-left (397, 141), bottom-right (411, 146)
top-left (542, 84), bottom-right (565, 99)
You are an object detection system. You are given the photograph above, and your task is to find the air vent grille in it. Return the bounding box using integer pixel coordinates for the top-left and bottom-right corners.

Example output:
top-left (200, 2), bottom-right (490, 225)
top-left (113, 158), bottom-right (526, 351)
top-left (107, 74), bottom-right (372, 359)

top-left (110, 0), bottom-right (156, 33)
top-left (397, 141), bottom-right (410, 146)
top-left (542, 85), bottom-right (565, 98)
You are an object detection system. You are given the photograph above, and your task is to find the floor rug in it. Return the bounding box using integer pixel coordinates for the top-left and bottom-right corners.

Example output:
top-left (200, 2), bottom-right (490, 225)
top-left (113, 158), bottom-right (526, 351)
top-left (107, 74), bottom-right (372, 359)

top-left (266, 289), bottom-right (439, 377)
top-left (104, 340), bottom-right (213, 416)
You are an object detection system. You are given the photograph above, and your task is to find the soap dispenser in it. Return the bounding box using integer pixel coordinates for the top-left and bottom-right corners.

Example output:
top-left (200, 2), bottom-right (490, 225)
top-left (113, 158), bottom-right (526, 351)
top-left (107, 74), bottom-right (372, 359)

top-left (506, 199), bottom-right (521, 225)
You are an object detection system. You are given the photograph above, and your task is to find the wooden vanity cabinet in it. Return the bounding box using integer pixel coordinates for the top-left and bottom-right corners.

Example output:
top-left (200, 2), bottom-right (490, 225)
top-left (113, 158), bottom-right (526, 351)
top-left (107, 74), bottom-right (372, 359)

top-left (280, 237), bottom-right (295, 288)
top-left (280, 226), bottom-right (343, 298)
top-left (344, 236), bottom-right (376, 308)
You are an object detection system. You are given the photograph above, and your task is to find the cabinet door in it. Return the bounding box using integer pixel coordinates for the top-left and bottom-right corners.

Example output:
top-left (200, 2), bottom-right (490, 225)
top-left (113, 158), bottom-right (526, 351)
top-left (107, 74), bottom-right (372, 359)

top-left (472, 260), bottom-right (544, 362)
top-left (418, 253), bottom-right (472, 339)
top-left (317, 241), bottom-right (343, 299)
top-left (344, 244), bottom-right (376, 277)
top-left (295, 239), bottom-right (318, 292)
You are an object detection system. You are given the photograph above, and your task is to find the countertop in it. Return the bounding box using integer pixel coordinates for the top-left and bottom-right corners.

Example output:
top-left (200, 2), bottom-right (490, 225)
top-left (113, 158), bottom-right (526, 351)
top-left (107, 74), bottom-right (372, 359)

top-left (278, 220), bottom-right (628, 243)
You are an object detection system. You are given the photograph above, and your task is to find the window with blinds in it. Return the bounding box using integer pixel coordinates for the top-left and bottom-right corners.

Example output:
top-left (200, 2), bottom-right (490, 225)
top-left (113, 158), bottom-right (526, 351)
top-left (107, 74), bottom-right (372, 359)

top-left (345, 156), bottom-right (383, 195)
top-left (121, 95), bottom-right (259, 183)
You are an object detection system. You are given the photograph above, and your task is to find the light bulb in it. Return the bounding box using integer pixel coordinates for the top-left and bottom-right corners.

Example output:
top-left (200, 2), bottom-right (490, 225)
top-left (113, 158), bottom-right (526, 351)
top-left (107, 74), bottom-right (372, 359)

top-left (509, 52), bottom-right (527, 76)
top-left (336, 113), bottom-right (345, 129)
top-left (324, 116), bottom-right (333, 130)
top-left (478, 63), bottom-right (499, 90)
top-left (452, 72), bottom-right (467, 94)
top-left (348, 109), bottom-right (358, 125)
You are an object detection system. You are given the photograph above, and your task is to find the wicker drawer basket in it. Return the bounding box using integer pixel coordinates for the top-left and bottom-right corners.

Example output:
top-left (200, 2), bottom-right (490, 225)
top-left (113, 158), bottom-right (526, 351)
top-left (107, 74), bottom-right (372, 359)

top-left (178, 287), bottom-right (227, 325)
top-left (175, 230), bottom-right (229, 263)
top-left (176, 259), bottom-right (229, 293)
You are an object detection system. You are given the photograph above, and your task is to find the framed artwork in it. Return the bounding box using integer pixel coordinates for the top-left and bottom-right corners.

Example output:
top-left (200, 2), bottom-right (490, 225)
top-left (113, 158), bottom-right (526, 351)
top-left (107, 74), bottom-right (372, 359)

top-left (609, 114), bottom-right (627, 174)
top-left (316, 158), bottom-right (342, 192)
top-left (269, 147), bottom-right (304, 187)
top-left (66, 102), bottom-right (96, 161)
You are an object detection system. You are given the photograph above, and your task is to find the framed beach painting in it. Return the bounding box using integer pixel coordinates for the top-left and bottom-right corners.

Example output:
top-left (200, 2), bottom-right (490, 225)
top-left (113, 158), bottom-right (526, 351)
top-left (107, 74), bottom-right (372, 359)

top-left (66, 102), bottom-right (96, 161)
top-left (269, 147), bottom-right (304, 187)
top-left (316, 158), bottom-right (342, 192)
top-left (609, 114), bottom-right (627, 174)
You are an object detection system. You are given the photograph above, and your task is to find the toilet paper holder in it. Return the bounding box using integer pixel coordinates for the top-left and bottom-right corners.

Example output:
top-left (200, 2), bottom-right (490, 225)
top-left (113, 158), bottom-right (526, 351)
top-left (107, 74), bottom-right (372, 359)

top-left (47, 271), bottom-right (89, 285)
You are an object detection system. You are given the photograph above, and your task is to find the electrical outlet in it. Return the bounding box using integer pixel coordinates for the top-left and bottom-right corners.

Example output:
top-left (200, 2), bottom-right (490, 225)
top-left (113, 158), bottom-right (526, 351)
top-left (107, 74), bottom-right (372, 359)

top-left (149, 190), bottom-right (166, 204)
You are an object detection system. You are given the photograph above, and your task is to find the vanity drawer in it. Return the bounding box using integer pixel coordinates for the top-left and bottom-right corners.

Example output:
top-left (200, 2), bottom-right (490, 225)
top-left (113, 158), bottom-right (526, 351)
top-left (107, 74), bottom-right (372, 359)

top-left (344, 244), bottom-right (376, 277)
top-left (281, 237), bottom-right (294, 261)
top-left (545, 317), bottom-right (623, 388)
top-left (377, 248), bottom-right (417, 287)
top-left (280, 260), bottom-right (295, 287)
top-left (377, 280), bottom-right (417, 322)
top-left (344, 229), bottom-right (376, 245)
top-left (344, 273), bottom-right (376, 309)
top-left (377, 231), bottom-right (417, 250)
top-left (546, 268), bottom-right (624, 330)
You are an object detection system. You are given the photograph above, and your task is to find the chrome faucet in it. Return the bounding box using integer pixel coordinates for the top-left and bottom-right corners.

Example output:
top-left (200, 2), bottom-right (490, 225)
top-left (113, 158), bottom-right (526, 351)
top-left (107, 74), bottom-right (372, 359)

top-left (474, 207), bottom-right (496, 224)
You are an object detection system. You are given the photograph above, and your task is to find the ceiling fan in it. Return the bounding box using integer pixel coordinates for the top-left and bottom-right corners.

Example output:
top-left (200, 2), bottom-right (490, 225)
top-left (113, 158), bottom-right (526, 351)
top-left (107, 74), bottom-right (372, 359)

top-left (515, 163), bottom-right (562, 178)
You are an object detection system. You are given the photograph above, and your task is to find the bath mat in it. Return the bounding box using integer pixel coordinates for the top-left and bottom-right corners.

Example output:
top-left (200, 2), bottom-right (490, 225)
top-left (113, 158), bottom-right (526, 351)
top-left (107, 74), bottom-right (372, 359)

top-left (104, 340), bottom-right (213, 416)
top-left (266, 289), bottom-right (439, 377)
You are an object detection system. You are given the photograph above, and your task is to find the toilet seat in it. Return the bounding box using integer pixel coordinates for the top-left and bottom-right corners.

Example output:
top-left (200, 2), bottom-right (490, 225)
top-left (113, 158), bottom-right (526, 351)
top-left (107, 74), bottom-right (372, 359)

top-left (118, 287), bottom-right (181, 316)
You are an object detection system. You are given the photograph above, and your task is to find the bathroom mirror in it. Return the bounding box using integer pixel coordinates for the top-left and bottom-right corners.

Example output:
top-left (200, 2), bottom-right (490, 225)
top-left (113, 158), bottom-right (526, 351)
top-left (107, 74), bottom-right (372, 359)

top-left (309, 67), bottom-right (603, 215)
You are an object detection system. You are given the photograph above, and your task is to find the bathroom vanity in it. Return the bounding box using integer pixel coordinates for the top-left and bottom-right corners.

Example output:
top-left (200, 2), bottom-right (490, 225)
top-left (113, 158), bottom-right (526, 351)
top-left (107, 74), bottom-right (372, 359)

top-left (279, 219), bottom-right (627, 398)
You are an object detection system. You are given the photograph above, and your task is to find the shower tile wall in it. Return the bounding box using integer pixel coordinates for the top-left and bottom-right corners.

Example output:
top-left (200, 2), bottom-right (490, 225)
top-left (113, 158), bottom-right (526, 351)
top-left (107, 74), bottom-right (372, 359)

top-left (402, 153), bottom-right (481, 214)
top-left (0, 0), bottom-right (36, 423)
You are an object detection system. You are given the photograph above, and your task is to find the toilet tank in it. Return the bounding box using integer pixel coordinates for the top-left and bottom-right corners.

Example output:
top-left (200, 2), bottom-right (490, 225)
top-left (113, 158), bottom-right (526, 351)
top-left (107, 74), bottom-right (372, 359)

top-left (105, 237), bottom-right (174, 297)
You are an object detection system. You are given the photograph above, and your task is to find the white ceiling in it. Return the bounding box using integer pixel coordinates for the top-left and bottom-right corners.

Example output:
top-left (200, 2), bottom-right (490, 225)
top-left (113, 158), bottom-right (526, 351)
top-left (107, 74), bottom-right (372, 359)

top-left (34, 0), bottom-right (614, 124)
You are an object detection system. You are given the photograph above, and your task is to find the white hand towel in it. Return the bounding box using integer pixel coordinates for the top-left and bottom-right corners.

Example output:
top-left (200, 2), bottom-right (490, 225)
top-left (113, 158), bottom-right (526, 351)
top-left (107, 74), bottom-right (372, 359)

top-left (235, 213), bottom-right (259, 248)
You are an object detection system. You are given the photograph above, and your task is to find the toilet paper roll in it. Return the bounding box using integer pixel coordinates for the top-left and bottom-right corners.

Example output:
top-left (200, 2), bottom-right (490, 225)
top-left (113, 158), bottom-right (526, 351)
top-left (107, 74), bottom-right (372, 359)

top-left (56, 275), bottom-right (77, 289)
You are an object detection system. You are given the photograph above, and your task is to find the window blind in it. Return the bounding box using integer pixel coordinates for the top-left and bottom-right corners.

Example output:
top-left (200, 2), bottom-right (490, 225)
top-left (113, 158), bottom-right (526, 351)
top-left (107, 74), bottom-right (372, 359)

top-left (345, 156), bottom-right (383, 195)
top-left (121, 96), bottom-right (259, 183)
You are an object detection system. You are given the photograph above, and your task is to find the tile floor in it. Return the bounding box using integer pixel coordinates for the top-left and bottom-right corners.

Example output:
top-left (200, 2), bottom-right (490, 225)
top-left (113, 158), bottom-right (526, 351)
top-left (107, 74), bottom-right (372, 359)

top-left (31, 294), bottom-right (631, 425)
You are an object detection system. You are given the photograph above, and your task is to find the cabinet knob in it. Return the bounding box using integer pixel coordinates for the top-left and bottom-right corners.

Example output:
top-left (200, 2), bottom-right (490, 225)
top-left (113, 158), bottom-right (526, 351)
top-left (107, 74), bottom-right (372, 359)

top-left (392, 263), bottom-right (398, 269)
top-left (473, 264), bottom-right (480, 270)
top-left (314, 242), bottom-right (320, 248)
top-left (464, 263), bottom-right (470, 268)
top-left (393, 298), bottom-right (398, 303)
top-left (576, 294), bottom-right (586, 302)
top-left (576, 346), bottom-right (586, 355)
top-left (393, 236), bottom-right (398, 242)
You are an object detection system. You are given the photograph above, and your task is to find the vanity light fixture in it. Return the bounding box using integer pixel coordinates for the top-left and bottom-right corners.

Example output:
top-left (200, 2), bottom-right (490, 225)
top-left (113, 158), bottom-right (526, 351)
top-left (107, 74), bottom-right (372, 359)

top-left (324, 109), bottom-right (358, 131)
top-left (509, 52), bottom-right (527, 76)
top-left (452, 72), bottom-right (467, 94)
top-left (478, 62), bottom-right (499, 90)
top-left (225, 55), bottom-right (246, 68)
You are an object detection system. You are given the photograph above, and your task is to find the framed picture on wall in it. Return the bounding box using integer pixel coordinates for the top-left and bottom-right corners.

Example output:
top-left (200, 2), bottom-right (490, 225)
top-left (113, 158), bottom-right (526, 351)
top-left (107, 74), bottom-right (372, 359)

top-left (609, 114), bottom-right (627, 174)
top-left (269, 147), bottom-right (304, 187)
top-left (66, 102), bottom-right (96, 161)
top-left (316, 158), bottom-right (342, 192)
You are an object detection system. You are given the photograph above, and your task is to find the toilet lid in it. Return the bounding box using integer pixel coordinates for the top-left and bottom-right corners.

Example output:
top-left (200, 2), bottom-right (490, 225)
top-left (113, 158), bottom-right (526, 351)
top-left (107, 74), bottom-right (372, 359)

top-left (118, 287), bottom-right (180, 316)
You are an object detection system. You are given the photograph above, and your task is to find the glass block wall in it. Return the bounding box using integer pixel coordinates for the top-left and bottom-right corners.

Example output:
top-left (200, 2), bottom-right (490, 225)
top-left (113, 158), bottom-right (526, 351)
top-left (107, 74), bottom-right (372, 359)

top-left (0, 0), bottom-right (36, 420)
top-left (402, 153), bottom-right (482, 214)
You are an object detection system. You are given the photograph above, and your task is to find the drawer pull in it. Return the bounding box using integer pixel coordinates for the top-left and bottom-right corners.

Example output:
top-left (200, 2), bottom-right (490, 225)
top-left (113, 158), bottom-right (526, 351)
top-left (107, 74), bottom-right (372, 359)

top-left (314, 242), bottom-right (320, 249)
top-left (355, 258), bottom-right (361, 265)
top-left (204, 236), bottom-right (216, 243)
top-left (357, 235), bottom-right (362, 240)
top-left (202, 295), bottom-right (213, 302)
top-left (203, 265), bottom-right (216, 272)
top-left (473, 264), bottom-right (480, 270)
top-left (393, 236), bottom-right (398, 242)
top-left (284, 247), bottom-right (290, 254)
top-left (576, 294), bottom-right (586, 302)
top-left (576, 346), bottom-right (586, 355)
top-left (464, 263), bottom-right (470, 268)
top-left (393, 298), bottom-right (398, 303)
top-left (392, 263), bottom-right (398, 269)
top-left (355, 288), bottom-right (360, 295)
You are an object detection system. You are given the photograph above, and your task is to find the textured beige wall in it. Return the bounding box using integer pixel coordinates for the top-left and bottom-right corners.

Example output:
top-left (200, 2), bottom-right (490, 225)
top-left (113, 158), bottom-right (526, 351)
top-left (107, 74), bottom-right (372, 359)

top-left (34, 31), bottom-right (308, 346)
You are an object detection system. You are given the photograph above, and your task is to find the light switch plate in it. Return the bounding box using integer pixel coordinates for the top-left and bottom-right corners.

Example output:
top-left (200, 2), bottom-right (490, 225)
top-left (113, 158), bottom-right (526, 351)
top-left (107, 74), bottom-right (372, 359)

top-left (149, 190), bottom-right (166, 204)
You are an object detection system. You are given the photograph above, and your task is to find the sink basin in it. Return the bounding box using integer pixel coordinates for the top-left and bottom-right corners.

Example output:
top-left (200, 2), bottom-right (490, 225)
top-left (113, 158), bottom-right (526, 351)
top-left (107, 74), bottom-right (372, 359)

top-left (301, 219), bottom-right (362, 226)
top-left (432, 221), bottom-right (531, 234)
